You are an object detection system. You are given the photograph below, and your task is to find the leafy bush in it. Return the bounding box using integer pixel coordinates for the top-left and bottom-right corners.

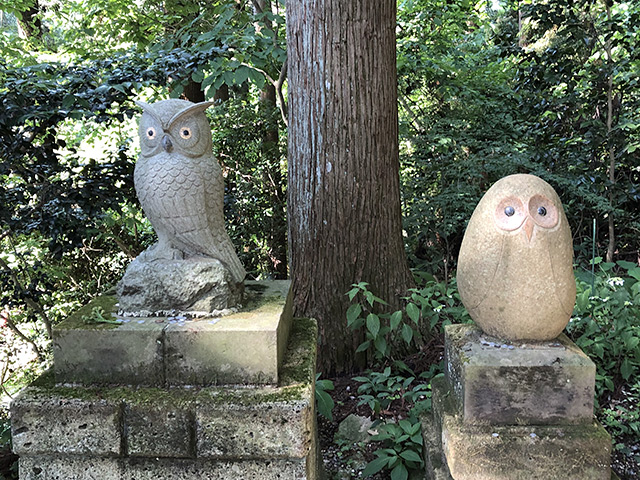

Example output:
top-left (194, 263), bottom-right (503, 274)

top-left (362, 418), bottom-right (424, 480)
top-left (568, 259), bottom-right (640, 402)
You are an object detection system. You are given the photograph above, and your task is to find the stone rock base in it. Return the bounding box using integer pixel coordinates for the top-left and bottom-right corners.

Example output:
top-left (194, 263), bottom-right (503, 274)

top-left (116, 253), bottom-right (243, 314)
top-left (13, 318), bottom-right (319, 480)
top-left (423, 324), bottom-right (615, 480)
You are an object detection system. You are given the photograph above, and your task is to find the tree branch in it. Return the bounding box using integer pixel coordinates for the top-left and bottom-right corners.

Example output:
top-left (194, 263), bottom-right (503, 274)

top-left (240, 59), bottom-right (288, 125)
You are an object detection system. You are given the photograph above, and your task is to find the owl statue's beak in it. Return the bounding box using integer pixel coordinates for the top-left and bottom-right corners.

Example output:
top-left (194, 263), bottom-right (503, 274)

top-left (162, 135), bottom-right (173, 152)
top-left (523, 216), bottom-right (535, 243)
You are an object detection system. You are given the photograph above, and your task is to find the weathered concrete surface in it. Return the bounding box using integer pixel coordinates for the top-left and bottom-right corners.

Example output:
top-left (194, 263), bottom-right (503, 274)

top-left (11, 394), bottom-right (121, 456)
top-left (164, 281), bottom-right (293, 385)
top-left (18, 455), bottom-right (312, 480)
top-left (424, 374), bottom-right (613, 480)
top-left (196, 393), bottom-right (312, 458)
top-left (457, 174), bottom-right (576, 341)
top-left (13, 317), bottom-right (318, 479)
top-left (125, 399), bottom-right (194, 458)
top-left (445, 324), bottom-right (595, 425)
top-left (53, 295), bottom-right (165, 386)
top-left (53, 280), bottom-right (292, 386)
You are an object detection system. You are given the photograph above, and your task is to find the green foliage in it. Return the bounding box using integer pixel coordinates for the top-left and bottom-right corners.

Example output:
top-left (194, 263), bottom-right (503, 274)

top-left (397, 0), bottom-right (640, 277)
top-left (362, 418), bottom-right (424, 480)
top-left (569, 259), bottom-right (640, 401)
top-left (315, 373), bottom-right (335, 422)
top-left (81, 306), bottom-right (119, 325)
top-left (346, 277), bottom-right (469, 366)
top-left (353, 364), bottom-right (432, 417)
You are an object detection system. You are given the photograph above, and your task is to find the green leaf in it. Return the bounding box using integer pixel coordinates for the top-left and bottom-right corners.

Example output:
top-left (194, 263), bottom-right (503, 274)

top-left (402, 323), bottom-right (413, 344)
top-left (367, 313), bottom-right (380, 337)
top-left (62, 93), bottom-right (75, 109)
top-left (620, 358), bottom-right (634, 381)
top-left (375, 335), bottom-right (388, 356)
top-left (356, 341), bottom-right (371, 353)
top-left (406, 302), bottom-right (420, 324)
top-left (315, 389), bottom-right (334, 421)
top-left (191, 70), bottom-right (204, 83)
top-left (391, 462), bottom-right (409, 480)
top-left (362, 456), bottom-right (389, 476)
top-left (390, 310), bottom-right (403, 330)
top-left (347, 303), bottom-right (362, 326)
top-left (399, 450), bottom-right (422, 463)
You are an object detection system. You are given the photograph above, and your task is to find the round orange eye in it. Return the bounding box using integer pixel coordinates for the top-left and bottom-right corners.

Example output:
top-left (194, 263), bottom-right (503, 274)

top-left (179, 127), bottom-right (192, 139)
top-left (494, 196), bottom-right (526, 231)
top-left (529, 195), bottom-right (558, 228)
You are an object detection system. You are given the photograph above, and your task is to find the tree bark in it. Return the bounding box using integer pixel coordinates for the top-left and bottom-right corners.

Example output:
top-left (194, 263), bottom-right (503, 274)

top-left (287, 0), bottom-right (414, 374)
top-left (604, 0), bottom-right (616, 264)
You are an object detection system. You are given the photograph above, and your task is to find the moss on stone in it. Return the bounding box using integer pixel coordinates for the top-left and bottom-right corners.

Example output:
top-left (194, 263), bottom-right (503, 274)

top-left (25, 318), bottom-right (317, 409)
top-left (55, 296), bottom-right (119, 331)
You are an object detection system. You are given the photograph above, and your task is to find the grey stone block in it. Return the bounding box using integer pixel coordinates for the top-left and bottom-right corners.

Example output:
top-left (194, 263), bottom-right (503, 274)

top-left (52, 280), bottom-right (292, 387)
top-left (19, 455), bottom-right (315, 480)
top-left (195, 390), bottom-right (313, 458)
top-left (445, 324), bottom-right (595, 425)
top-left (11, 393), bottom-right (122, 456)
top-left (426, 376), bottom-right (612, 480)
top-left (124, 399), bottom-right (194, 458)
top-left (19, 456), bottom-right (122, 480)
top-left (53, 295), bottom-right (165, 386)
top-left (164, 280), bottom-right (293, 385)
top-left (124, 456), bottom-right (310, 479)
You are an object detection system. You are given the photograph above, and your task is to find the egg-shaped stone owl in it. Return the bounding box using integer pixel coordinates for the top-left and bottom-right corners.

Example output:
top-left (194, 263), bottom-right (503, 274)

top-left (133, 99), bottom-right (245, 284)
top-left (457, 174), bottom-right (576, 341)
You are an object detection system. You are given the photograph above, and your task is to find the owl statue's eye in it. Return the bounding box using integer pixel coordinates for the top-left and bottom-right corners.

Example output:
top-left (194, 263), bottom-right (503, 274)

top-left (146, 127), bottom-right (156, 139)
top-left (180, 127), bottom-right (192, 139)
top-left (529, 194), bottom-right (559, 228)
top-left (494, 197), bottom-right (525, 231)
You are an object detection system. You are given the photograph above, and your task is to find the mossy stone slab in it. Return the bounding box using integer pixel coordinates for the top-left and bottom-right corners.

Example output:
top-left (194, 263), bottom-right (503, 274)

top-left (13, 318), bottom-right (318, 479)
top-left (424, 376), bottom-right (613, 480)
top-left (164, 280), bottom-right (293, 385)
top-left (445, 324), bottom-right (595, 425)
top-left (53, 280), bottom-right (292, 386)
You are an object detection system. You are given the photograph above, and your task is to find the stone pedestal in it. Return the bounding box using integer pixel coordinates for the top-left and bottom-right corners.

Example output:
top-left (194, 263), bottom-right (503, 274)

top-left (12, 281), bottom-right (320, 480)
top-left (423, 324), bottom-right (615, 480)
top-left (52, 280), bottom-right (292, 386)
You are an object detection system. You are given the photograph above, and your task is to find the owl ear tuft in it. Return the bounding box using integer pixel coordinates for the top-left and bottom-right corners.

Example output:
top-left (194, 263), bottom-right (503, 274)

top-left (168, 101), bottom-right (215, 127)
top-left (135, 100), bottom-right (164, 125)
top-left (134, 100), bottom-right (150, 111)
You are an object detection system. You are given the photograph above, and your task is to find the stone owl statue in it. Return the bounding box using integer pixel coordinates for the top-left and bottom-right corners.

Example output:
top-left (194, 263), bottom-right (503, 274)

top-left (457, 174), bottom-right (576, 341)
top-left (117, 99), bottom-right (245, 314)
top-left (134, 99), bottom-right (245, 284)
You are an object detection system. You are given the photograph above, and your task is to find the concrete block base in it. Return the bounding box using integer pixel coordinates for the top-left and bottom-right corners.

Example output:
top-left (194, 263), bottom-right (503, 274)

top-left (445, 324), bottom-right (596, 425)
top-left (423, 324), bottom-right (615, 480)
top-left (53, 280), bottom-right (292, 386)
top-left (13, 318), bottom-right (319, 480)
top-left (19, 455), bottom-right (312, 480)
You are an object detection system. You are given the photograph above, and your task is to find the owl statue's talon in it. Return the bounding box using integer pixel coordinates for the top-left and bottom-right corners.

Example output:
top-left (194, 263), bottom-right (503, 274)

top-left (117, 99), bottom-right (245, 314)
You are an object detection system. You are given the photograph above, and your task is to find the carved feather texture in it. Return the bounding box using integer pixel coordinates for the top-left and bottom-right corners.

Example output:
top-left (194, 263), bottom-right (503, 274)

top-left (135, 99), bottom-right (245, 283)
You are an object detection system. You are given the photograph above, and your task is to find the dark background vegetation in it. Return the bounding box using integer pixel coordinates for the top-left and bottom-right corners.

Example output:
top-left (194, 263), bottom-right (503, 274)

top-left (0, 0), bottom-right (638, 479)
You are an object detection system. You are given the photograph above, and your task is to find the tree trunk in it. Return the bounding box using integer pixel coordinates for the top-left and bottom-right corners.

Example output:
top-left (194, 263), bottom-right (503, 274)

top-left (16, 0), bottom-right (44, 41)
top-left (287, 0), bottom-right (414, 374)
top-left (604, 0), bottom-right (616, 263)
top-left (260, 83), bottom-right (288, 278)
